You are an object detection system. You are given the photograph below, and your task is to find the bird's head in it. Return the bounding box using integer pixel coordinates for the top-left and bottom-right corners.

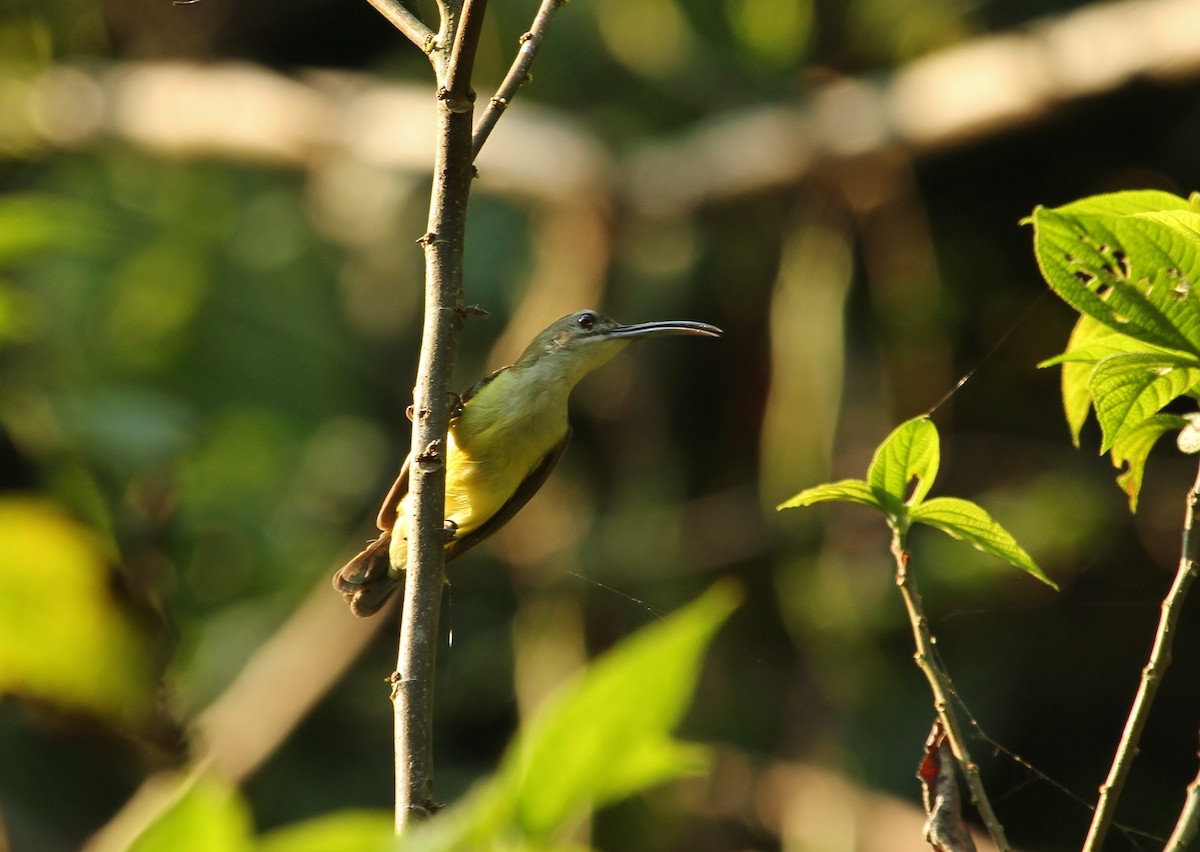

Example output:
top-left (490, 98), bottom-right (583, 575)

top-left (515, 309), bottom-right (722, 384)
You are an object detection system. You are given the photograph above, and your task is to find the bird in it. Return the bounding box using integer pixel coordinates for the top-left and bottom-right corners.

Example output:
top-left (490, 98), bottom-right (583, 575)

top-left (332, 309), bottom-right (722, 616)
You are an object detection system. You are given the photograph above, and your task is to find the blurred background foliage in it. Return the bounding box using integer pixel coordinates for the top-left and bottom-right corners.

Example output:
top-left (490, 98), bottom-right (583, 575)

top-left (1, 0), bottom-right (1200, 849)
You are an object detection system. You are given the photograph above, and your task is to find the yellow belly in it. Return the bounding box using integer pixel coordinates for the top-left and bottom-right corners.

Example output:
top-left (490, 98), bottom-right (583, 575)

top-left (387, 392), bottom-right (567, 572)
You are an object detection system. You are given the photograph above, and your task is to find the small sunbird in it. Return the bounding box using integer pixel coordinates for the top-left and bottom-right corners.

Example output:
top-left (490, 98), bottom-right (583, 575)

top-left (333, 309), bottom-right (722, 616)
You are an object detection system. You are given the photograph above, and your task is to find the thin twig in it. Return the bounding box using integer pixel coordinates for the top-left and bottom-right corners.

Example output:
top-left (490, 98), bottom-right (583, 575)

top-left (391, 0), bottom-right (488, 833)
top-left (364, 0), bottom-right (437, 52)
top-left (446, 0), bottom-right (487, 92)
top-left (1083, 460), bottom-right (1200, 852)
top-left (1165, 736), bottom-right (1200, 852)
top-left (891, 530), bottom-right (1011, 851)
top-left (472, 0), bottom-right (565, 158)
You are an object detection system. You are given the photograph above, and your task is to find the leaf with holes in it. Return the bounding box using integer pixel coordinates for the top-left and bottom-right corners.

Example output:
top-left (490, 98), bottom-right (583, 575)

top-left (1029, 192), bottom-right (1200, 355)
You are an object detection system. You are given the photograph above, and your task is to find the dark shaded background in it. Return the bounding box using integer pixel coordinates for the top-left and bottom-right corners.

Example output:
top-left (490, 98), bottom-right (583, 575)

top-left (2, 0), bottom-right (1200, 849)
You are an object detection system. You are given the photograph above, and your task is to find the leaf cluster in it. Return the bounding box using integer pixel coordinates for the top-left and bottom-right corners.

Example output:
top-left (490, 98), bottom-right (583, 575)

top-left (779, 416), bottom-right (1053, 588)
top-left (1030, 190), bottom-right (1200, 509)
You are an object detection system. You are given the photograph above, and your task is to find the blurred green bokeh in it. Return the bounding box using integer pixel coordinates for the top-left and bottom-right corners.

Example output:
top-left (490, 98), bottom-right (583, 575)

top-left (2, 0), bottom-right (1200, 850)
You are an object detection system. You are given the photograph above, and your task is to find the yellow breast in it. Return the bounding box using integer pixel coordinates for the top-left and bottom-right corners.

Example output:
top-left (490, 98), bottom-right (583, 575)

top-left (389, 364), bottom-right (571, 571)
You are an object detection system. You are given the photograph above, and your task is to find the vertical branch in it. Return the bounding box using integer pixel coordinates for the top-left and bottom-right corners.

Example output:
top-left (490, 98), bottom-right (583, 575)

top-left (367, 0), bottom-right (563, 832)
top-left (1082, 460), bottom-right (1200, 852)
top-left (388, 0), bottom-right (487, 831)
top-left (891, 530), bottom-right (1011, 852)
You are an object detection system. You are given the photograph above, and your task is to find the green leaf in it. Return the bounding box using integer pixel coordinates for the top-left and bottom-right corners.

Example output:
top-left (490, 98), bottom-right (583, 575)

top-left (910, 497), bottom-right (1057, 588)
top-left (1039, 315), bottom-right (1185, 446)
top-left (258, 811), bottom-right (393, 852)
top-left (404, 583), bottom-right (740, 850)
top-left (1029, 194), bottom-right (1200, 355)
top-left (0, 498), bottom-right (156, 725)
top-left (777, 418), bottom-right (941, 529)
top-left (866, 416), bottom-right (939, 515)
top-left (1052, 189), bottom-right (1196, 217)
top-left (777, 479), bottom-right (881, 512)
top-left (501, 583), bottom-right (737, 836)
top-left (1089, 353), bottom-right (1200, 452)
top-left (129, 772), bottom-right (253, 852)
top-left (1041, 315), bottom-right (1121, 445)
top-left (1110, 413), bottom-right (1188, 512)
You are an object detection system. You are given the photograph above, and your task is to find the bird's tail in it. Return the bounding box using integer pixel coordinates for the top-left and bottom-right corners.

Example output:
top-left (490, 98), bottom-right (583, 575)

top-left (332, 531), bottom-right (399, 617)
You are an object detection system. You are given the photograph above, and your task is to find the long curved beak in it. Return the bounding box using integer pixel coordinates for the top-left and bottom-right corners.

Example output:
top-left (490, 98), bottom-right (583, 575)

top-left (606, 320), bottom-right (723, 340)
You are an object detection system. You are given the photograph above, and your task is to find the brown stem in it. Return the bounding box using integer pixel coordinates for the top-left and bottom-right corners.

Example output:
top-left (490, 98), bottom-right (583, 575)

top-left (1082, 460), bottom-right (1200, 852)
top-left (890, 529), bottom-right (1011, 851)
top-left (472, 0), bottom-right (565, 158)
top-left (364, 0), bottom-right (437, 52)
top-left (391, 0), bottom-right (487, 832)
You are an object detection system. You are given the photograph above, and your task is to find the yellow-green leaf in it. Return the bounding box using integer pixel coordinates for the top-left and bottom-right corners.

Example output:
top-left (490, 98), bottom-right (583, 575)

top-left (1111, 413), bottom-right (1188, 512)
top-left (867, 416), bottom-right (939, 514)
top-left (777, 479), bottom-right (880, 512)
top-left (910, 496), bottom-right (1056, 589)
top-left (0, 498), bottom-right (155, 725)
top-left (1089, 353), bottom-right (1200, 453)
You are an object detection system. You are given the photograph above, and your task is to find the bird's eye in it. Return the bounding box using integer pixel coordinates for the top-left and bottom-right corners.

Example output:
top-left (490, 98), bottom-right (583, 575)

top-left (576, 311), bottom-right (597, 330)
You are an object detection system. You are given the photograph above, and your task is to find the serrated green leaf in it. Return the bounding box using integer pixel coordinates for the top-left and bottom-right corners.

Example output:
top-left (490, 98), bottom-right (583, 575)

top-left (1029, 192), bottom-right (1200, 360)
top-left (910, 497), bottom-right (1056, 588)
top-left (1031, 207), bottom-right (1196, 353)
top-left (1039, 315), bottom-right (1187, 446)
top-left (1133, 209), bottom-right (1200, 244)
top-left (1042, 316), bottom-right (1123, 445)
top-left (1109, 413), bottom-right (1188, 512)
top-left (1052, 190), bottom-right (1195, 217)
top-left (1038, 318), bottom-right (1176, 368)
top-left (1089, 353), bottom-right (1200, 452)
top-left (777, 479), bottom-right (881, 512)
top-left (1112, 211), bottom-right (1200, 349)
top-left (866, 416), bottom-right (939, 515)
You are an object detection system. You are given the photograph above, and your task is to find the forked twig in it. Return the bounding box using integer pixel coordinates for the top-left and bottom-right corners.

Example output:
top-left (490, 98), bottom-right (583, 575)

top-left (363, 0), bottom-right (436, 52)
top-left (472, 0), bottom-right (566, 157)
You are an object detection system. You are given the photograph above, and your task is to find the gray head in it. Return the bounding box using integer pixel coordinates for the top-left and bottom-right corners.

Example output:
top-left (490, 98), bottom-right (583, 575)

top-left (514, 309), bottom-right (722, 382)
